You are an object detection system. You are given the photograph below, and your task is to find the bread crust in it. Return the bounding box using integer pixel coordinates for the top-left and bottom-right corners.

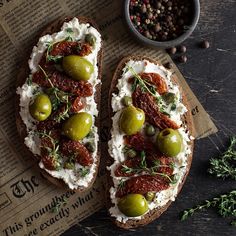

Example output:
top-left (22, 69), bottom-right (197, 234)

top-left (15, 16), bottom-right (102, 192)
top-left (108, 55), bottom-right (194, 228)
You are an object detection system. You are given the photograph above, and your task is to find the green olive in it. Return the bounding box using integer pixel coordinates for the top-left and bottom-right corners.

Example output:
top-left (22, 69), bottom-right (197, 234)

top-left (145, 124), bottom-right (156, 136)
top-left (145, 192), bottom-right (155, 202)
top-left (85, 34), bottom-right (96, 46)
top-left (156, 128), bottom-right (183, 157)
top-left (29, 93), bottom-right (52, 121)
top-left (62, 112), bottom-right (92, 140)
top-left (120, 106), bottom-right (145, 135)
top-left (62, 55), bottom-right (94, 81)
top-left (118, 194), bottom-right (148, 217)
top-left (122, 96), bottom-right (132, 107)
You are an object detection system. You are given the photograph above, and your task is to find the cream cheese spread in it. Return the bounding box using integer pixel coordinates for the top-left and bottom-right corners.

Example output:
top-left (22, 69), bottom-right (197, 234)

top-left (108, 60), bottom-right (192, 223)
top-left (16, 18), bottom-right (101, 190)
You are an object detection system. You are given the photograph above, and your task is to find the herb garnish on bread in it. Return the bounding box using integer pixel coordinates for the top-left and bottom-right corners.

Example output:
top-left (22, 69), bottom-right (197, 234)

top-left (108, 56), bottom-right (194, 228)
top-left (16, 17), bottom-right (102, 191)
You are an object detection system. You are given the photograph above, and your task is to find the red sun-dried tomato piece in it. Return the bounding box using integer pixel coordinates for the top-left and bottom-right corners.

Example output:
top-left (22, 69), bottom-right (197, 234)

top-left (60, 140), bottom-right (93, 166)
top-left (125, 132), bottom-right (155, 153)
top-left (115, 158), bottom-right (141, 177)
top-left (132, 87), bottom-right (179, 130)
top-left (41, 155), bottom-right (59, 171)
top-left (32, 70), bottom-right (93, 97)
top-left (70, 97), bottom-right (85, 113)
top-left (147, 155), bottom-right (174, 176)
top-left (49, 41), bottom-right (92, 57)
top-left (116, 175), bottom-right (169, 198)
top-left (140, 73), bottom-right (168, 95)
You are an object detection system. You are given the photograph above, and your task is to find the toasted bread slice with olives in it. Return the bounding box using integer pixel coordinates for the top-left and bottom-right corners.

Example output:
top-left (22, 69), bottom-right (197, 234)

top-left (107, 56), bottom-right (194, 228)
top-left (16, 16), bottom-right (102, 192)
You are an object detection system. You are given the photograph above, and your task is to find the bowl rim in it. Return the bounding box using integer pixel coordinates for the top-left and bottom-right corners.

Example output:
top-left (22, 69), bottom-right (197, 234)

top-left (124, 0), bottom-right (200, 48)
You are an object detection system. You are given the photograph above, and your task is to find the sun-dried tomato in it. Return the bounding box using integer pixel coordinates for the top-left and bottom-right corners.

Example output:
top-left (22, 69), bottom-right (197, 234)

top-left (132, 88), bottom-right (179, 130)
top-left (40, 129), bottom-right (60, 148)
top-left (115, 158), bottom-right (141, 177)
top-left (37, 119), bottom-right (59, 132)
top-left (70, 97), bottom-right (84, 113)
top-left (49, 41), bottom-right (92, 57)
top-left (140, 73), bottom-right (168, 95)
top-left (125, 133), bottom-right (155, 153)
top-left (147, 155), bottom-right (174, 176)
top-left (116, 175), bottom-right (169, 198)
top-left (32, 70), bottom-right (93, 97)
top-left (41, 155), bottom-right (57, 170)
top-left (60, 140), bottom-right (93, 166)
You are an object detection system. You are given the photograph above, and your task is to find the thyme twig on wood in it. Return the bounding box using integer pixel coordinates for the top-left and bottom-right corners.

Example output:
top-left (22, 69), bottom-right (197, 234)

top-left (208, 136), bottom-right (236, 180)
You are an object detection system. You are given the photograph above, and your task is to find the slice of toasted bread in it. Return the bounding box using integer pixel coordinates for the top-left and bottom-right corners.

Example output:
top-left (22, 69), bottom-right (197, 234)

top-left (15, 16), bottom-right (102, 192)
top-left (108, 55), bottom-right (194, 228)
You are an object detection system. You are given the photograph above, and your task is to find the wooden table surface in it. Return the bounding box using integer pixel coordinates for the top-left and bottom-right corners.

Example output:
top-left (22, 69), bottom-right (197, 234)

top-left (63, 1), bottom-right (236, 235)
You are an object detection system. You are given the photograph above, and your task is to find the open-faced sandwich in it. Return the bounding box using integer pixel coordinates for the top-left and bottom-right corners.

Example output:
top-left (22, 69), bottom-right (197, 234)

top-left (108, 56), bottom-right (194, 228)
top-left (16, 17), bottom-right (102, 191)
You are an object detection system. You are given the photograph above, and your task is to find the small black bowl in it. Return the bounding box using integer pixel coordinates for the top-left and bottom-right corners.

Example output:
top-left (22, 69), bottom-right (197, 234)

top-left (124, 0), bottom-right (200, 48)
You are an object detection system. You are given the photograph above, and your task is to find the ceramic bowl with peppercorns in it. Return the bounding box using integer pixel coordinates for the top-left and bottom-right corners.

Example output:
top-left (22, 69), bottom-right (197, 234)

top-left (125, 0), bottom-right (200, 48)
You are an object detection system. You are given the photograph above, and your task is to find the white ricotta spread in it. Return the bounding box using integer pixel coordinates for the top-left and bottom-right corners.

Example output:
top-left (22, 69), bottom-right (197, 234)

top-left (16, 18), bottom-right (102, 190)
top-left (108, 60), bottom-right (192, 223)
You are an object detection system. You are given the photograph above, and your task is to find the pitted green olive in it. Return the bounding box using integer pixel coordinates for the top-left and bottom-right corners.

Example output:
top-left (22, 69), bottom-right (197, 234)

top-left (29, 93), bottom-right (52, 121)
top-left (156, 128), bottom-right (183, 157)
top-left (118, 194), bottom-right (148, 217)
top-left (62, 55), bottom-right (94, 81)
top-left (120, 106), bottom-right (145, 135)
top-left (62, 112), bottom-right (92, 140)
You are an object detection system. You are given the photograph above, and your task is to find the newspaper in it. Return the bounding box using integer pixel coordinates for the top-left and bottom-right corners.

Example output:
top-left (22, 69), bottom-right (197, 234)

top-left (0, 0), bottom-right (218, 235)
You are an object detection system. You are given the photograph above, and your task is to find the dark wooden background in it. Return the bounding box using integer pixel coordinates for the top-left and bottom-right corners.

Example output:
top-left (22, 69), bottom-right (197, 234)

top-left (63, 1), bottom-right (236, 235)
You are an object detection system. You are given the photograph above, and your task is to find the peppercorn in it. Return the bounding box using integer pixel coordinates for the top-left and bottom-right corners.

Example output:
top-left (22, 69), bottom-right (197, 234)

top-left (129, 0), bottom-right (192, 42)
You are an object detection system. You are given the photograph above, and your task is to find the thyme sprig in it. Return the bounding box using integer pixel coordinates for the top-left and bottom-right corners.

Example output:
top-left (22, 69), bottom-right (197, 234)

top-left (38, 65), bottom-right (54, 87)
top-left (208, 136), bottom-right (236, 180)
top-left (38, 131), bottom-right (60, 157)
top-left (121, 151), bottom-right (175, 183)
top-left (38, 65), bottom-right (72, 113)
top-left (127, 66), bottom-right (162, 101)
top-left (51, 196), bottom-right (68, 213)
top-left (181, 190), bottom-right (236, 225)
top-left (45, 30), bottom-right (74, 63)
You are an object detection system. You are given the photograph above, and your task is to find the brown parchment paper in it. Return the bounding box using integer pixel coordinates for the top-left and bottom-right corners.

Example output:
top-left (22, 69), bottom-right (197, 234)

top-left (0, 0), bottom-right (217, 235)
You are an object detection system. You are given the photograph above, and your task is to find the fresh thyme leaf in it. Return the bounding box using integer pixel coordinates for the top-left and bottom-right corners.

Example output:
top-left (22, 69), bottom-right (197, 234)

top-left (181, 190), bottom-right (236, 221)
top-left (208, 136), bottom-right (236, 180)
top-left (162, 111), bottom-right (171, 117)
top-left (47, 55), bottom-right (63, 63)
top-left (26, 76), bottom-right (32, 86)
top-left (140, 151), bottom-right (147, 168)
top-left (121, 165), bottom-right (135, 174)
top-left (80, 167), bottom-right (90, 177)
top-left (66, 28), bottom-right (74, 33)
top-left (131, 78), bottom-right (138, 92)
top-left (128, 66), bottom-right (160, 99)
top-left (65, 36), bottom-right (73, 42)
top-left (117, 179), bottom-right (126, 190)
